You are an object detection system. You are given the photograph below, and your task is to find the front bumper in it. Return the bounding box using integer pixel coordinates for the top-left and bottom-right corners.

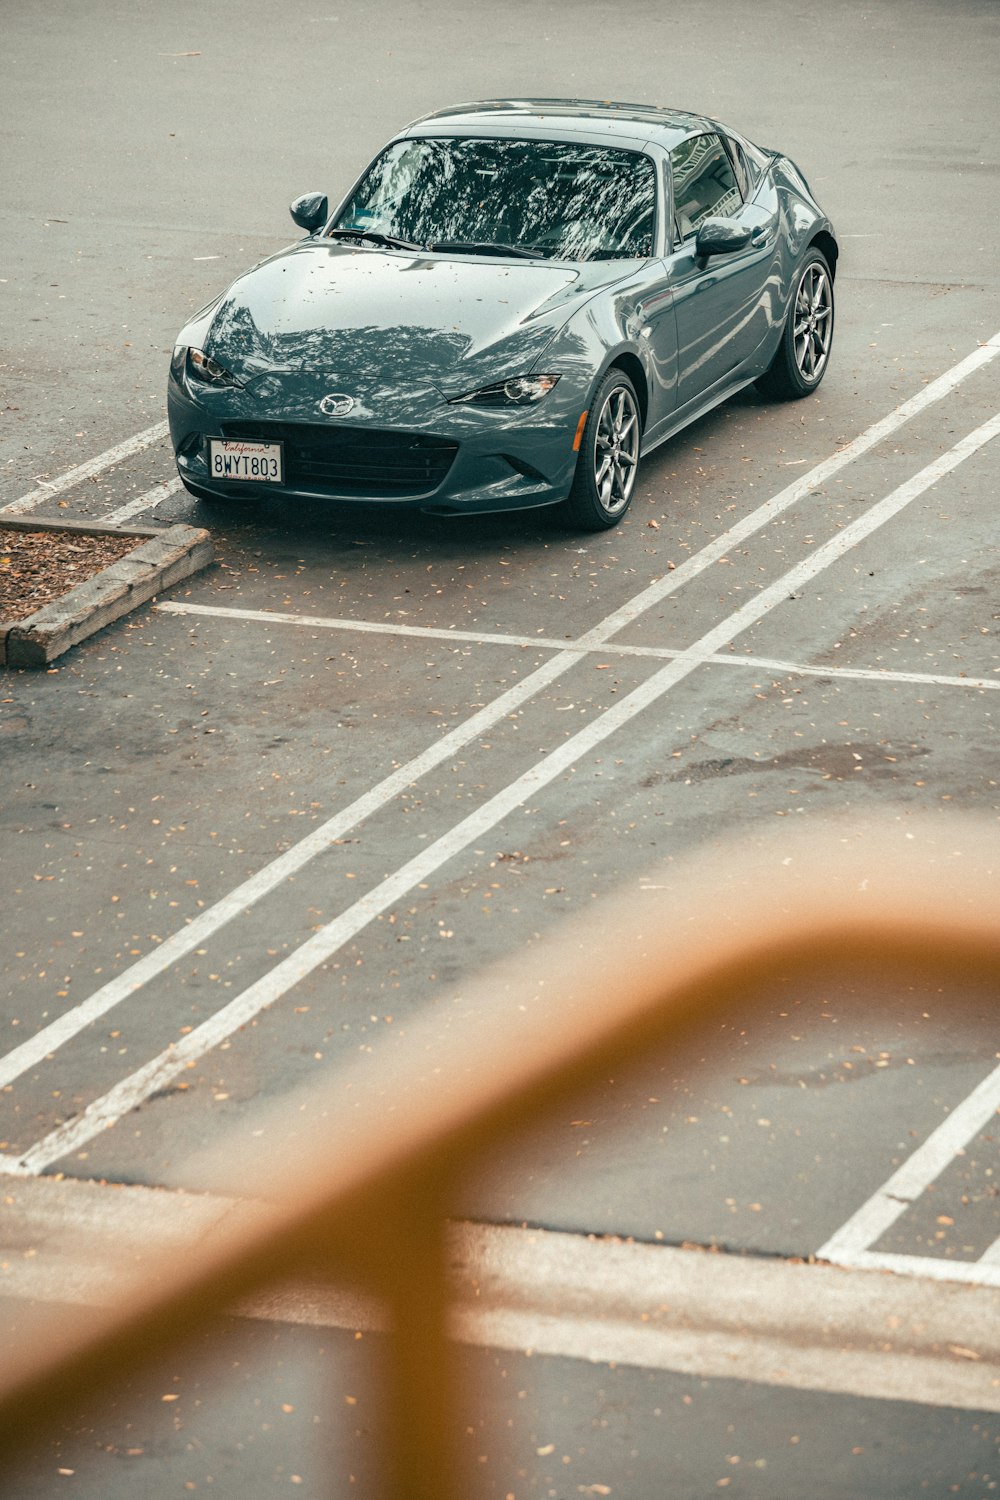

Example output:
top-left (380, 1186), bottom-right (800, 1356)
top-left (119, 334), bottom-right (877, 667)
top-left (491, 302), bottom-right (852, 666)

top-left (167, 377), bottom-right (585, 515)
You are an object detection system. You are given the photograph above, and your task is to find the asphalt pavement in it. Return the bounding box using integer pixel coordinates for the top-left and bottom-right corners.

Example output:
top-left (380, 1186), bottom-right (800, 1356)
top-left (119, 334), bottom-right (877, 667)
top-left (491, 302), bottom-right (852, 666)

top-left (2, 1), bottom-right (999, 1495)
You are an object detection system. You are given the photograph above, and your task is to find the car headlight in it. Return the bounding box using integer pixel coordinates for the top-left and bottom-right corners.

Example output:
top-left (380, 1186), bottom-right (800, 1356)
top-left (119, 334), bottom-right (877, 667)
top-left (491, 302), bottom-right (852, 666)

top-left (448, 374), bottom-right (560, 407)
top-left (171, 345), bottom-right (243, 390)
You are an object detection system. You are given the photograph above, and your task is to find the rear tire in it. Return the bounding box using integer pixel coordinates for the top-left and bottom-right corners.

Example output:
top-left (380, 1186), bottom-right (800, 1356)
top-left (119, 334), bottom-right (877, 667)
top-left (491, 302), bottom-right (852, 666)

top-left (755, 250), bottom-right (834, 401)
top-left (560, 369), bottom-right (642, 531)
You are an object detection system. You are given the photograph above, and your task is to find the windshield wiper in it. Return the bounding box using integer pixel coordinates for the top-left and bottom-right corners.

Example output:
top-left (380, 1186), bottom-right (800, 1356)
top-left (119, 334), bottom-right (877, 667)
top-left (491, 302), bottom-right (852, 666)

top-left (428, 240), bottom-right (545, 260)
top-left (327, 228), bottom-right (422, 251)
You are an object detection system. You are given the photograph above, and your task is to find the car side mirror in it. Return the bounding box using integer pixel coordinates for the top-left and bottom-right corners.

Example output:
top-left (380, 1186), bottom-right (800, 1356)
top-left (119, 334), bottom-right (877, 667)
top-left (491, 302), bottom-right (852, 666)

top-left (290, 193), bottom-right (329, 233)
top-left (694, 217), bottom-right (752, 260)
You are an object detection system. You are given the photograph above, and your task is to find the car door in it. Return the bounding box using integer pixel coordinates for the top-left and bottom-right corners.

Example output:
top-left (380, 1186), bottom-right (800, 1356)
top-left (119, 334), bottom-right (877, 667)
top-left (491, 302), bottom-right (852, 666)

top-left (665, 132), bottom-right (778, 410)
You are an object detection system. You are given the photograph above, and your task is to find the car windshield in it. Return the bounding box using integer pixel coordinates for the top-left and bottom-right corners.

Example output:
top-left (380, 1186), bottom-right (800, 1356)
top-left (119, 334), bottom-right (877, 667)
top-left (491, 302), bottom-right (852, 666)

top-left (331, 136), bottom-right (657, 261)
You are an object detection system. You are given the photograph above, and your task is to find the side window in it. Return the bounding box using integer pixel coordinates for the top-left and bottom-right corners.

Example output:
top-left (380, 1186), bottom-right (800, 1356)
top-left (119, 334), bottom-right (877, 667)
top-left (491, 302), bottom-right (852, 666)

top-left (670, 134), bottom-right (743, 244)
top-left (728, 132), bottom-right (766, 197)
top-left (723, 135), bottom-right (750, 200)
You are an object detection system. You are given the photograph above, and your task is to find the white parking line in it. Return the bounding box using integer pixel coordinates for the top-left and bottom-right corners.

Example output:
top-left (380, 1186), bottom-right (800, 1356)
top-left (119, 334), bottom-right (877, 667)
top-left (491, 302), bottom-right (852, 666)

top-left (1, 421), bottom-right (169, 516)
top-left (102, 476), bottom-right (182, 526)
top-left (2, 328), bottom-right (994, 534)
top-left (817, 1057), bottom-right (1000, 1271)
top-left (570, 328), bottom-right (1000, 643)
top-left (157, 600), bottom-right (1000, 692)
top-left (0, 649), bottom-right (582, 1094)
top-left (832, 1251), bottom-right (1000, 1290)
top-left (5, 409), bottom-right (997, 1176)
top-left (0, 355), bottom-right (996, 1104)
top-left (3, 351), bottom-right (992, 1101)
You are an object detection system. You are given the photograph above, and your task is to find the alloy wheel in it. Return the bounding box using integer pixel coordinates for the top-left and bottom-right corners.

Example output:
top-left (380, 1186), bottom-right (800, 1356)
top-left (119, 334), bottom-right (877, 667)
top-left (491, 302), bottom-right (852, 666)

top-left (594, 386), bottom-right (640, 514)
top-left (793, 262), bottom-right (833, 383)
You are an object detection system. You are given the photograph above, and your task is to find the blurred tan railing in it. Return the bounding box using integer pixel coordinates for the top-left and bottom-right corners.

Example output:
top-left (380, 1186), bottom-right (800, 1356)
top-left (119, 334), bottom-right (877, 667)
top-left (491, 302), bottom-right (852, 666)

top-left (0, 818), bottom-right (997, 1497)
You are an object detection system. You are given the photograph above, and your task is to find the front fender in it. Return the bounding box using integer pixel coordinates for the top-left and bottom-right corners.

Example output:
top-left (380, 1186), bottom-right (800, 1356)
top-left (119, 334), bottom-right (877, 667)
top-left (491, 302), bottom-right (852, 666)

top-left (558, 270), bottom-right (668, 427)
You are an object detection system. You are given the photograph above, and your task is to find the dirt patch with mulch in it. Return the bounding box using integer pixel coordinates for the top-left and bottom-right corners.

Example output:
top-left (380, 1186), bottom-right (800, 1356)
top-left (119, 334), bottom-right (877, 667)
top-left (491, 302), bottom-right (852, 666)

top-left (0, 526), bottom-right (142, 624)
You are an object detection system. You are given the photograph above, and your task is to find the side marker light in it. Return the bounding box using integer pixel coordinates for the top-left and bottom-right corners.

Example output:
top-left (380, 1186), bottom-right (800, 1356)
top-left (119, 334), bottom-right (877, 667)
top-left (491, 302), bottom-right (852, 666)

top-left (572, 411), bottom-right (589, 452)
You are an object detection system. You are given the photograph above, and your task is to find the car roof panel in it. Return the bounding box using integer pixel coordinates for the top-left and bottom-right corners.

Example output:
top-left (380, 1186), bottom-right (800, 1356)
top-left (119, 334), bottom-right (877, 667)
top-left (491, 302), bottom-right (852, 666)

top-left (401, 98), bottom-right (720, 150)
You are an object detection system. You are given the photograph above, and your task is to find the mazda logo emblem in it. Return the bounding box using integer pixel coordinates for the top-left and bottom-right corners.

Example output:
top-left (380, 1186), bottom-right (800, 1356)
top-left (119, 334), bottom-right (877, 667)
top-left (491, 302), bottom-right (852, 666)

top-left (319, 392), bottom-right (355, 417)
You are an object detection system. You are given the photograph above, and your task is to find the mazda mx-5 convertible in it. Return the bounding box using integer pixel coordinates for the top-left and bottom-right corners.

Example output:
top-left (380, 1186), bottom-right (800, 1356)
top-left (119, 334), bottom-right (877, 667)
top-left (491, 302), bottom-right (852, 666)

top-left (168, 98), bottom-right (837, 531)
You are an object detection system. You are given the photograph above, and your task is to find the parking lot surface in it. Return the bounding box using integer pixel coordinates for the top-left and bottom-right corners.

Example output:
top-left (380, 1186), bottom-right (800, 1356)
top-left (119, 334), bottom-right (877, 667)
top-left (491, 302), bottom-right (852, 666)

top-left (2, 1), bottom-right (999, 1494)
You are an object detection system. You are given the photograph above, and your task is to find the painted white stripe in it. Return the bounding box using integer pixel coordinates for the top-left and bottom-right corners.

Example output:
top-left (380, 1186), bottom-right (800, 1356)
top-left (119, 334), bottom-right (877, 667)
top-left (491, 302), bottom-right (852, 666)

top-left (711, 656), bottom-right (1000, 692)
top-left (566, 329), bottom-right (1000, 642)
top-left (2, 327), bottom-right (996, 526)
top-left (1, 340), bottom-right (995, 1101)
top-left (1, 422), bottom-right (170, 516)
top-left (667, 410), bottom-right (1000, 662)
top-left (12, 353), bottom-right (995, 1097)
top-left (157, 599), bottom-right (594, 651)
top-left (817, 1058), bottom-right (1000, 1263)
top-left (0, 649), bottom-right (580, 1095)
top-left (11, 411), bottom-right (999, 1174)
top-left (981, 1237), bottom-right (1000, 1267)
top-left (5, 657), bottom-right (735, 1172)
top-left (840, 1250), bottom-right (1000, 1289)
top-left (157, 600), bottom-right (1000, 693)
top-left (102, 476), bottom-right (182, 526)
top-left (21, 322), bottom-right (990, 567)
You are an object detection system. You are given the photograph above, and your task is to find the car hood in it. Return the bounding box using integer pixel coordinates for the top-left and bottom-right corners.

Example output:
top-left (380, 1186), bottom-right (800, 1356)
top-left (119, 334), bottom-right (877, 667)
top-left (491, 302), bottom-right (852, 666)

top-left (198, 242), bottom-right (630, 403)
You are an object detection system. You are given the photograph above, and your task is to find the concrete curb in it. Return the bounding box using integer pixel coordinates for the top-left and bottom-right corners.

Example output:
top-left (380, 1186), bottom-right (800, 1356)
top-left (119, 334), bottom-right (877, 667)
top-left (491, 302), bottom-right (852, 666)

top-left (2, 1178), bottom-right (999, 1412)
top-left (0, 517), bottom-right (214, 667)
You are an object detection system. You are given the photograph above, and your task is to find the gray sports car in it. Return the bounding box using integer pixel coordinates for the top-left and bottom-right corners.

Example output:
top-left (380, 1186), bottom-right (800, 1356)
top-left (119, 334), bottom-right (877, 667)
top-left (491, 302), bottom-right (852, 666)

top-left (168, 98), bottom-right (837, 531)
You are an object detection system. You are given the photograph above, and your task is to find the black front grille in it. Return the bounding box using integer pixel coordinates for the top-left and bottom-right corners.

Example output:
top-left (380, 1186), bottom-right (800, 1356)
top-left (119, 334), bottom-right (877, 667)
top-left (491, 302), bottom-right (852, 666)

top-left (221, 422), bottom-right (457, 496)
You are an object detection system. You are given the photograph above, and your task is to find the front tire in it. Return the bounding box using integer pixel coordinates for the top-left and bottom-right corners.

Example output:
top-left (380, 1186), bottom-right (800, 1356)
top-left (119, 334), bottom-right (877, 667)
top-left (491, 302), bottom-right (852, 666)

top-left (755, 250), bottom-right (834, 400)
top-left (560, 369), bottom-right (642, 531)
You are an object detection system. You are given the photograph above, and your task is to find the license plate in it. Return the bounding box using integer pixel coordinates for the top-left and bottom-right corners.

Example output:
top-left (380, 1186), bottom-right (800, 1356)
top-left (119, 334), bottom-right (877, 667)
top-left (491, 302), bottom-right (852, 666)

top-left (209, 438), bottom-right (283, 484)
